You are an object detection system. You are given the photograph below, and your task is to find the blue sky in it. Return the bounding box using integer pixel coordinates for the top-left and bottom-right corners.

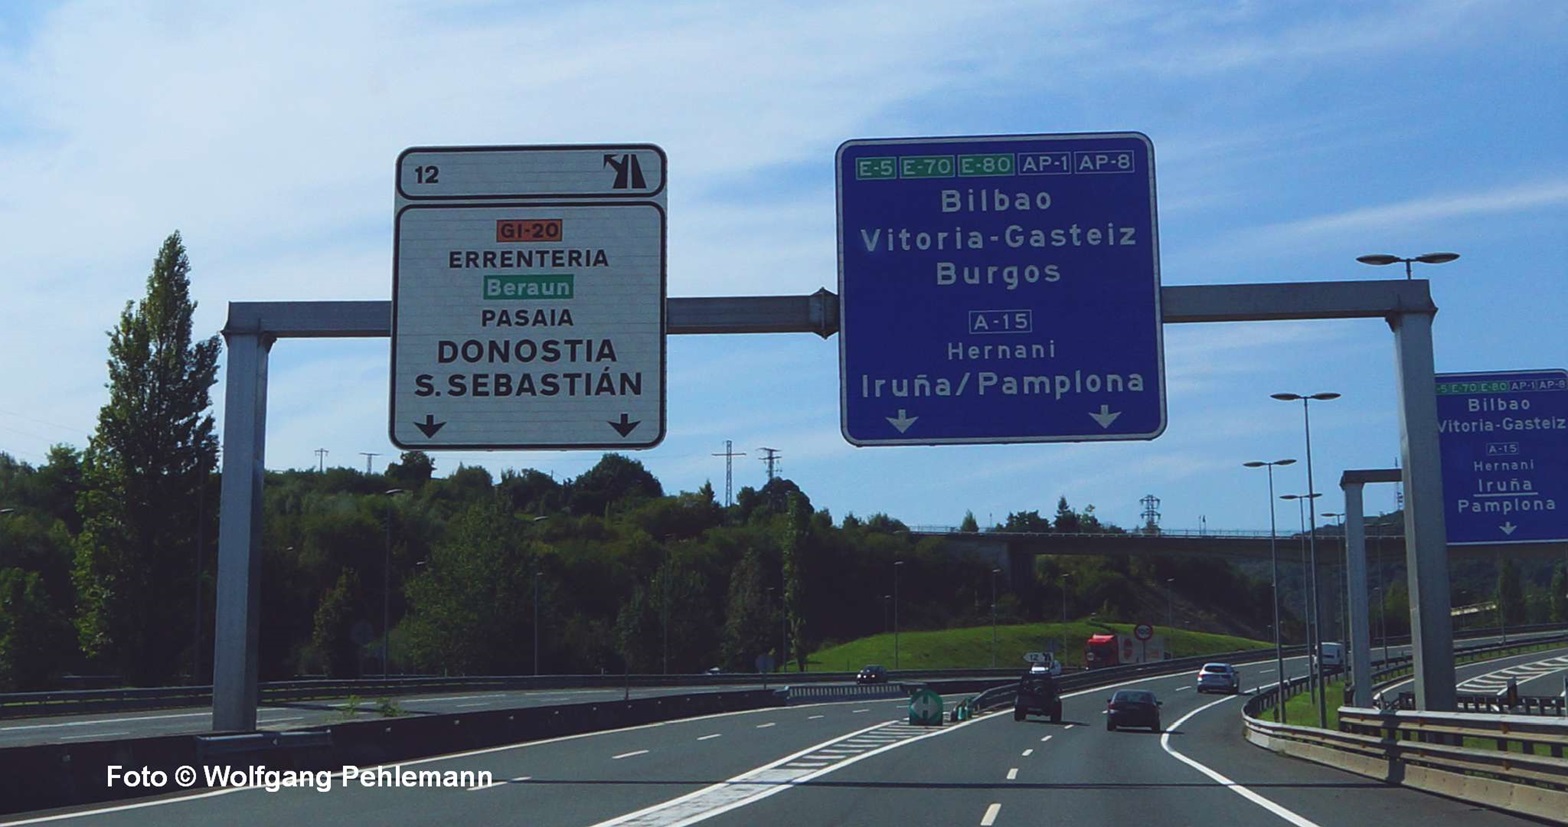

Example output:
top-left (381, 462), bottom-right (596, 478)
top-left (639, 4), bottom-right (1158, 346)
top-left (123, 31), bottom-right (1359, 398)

top-left (0, 0), bottom-right (1563, 533)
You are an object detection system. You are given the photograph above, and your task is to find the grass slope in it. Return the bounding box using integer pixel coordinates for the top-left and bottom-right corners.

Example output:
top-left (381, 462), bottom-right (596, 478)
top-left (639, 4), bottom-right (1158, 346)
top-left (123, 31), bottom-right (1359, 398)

top-left (806, 621), bottom-right (1269, 672)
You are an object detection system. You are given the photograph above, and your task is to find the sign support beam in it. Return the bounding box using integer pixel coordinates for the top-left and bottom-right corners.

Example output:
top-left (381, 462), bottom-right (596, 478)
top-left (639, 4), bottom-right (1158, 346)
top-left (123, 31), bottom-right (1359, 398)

top-left (212, 278), bottom-right (1454, 730)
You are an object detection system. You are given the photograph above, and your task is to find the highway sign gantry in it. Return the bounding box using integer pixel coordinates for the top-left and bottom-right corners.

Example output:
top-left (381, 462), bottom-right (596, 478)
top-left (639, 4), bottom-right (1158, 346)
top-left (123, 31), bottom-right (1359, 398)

top-left (1436, 369), bottom-right (1568, 544)
top-left (836, 132), bottom-right (1165, 446)
top-left (390, 145), bottom-right (667, 450)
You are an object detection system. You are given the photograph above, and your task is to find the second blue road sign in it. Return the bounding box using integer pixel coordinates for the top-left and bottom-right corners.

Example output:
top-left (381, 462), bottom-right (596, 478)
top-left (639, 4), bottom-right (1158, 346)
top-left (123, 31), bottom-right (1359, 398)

top-left (1436, 369), bottom-right (1568, 545)
top-left (837, 133), bottom-right (1165, 446)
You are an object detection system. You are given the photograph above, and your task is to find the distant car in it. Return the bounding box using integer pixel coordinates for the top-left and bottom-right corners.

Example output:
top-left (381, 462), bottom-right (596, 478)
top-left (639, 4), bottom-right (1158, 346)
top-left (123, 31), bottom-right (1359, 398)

top-left (1106, 689), bottom-right (1162, 732)
top-left (705, 667), bottom-right (725, 676)
top-left (856, 664), bottom-right (888, 684)
top-left (1196, 662), bottom-right (1241, 695)
top-left (1014, 673), bottom-right (1062, 723)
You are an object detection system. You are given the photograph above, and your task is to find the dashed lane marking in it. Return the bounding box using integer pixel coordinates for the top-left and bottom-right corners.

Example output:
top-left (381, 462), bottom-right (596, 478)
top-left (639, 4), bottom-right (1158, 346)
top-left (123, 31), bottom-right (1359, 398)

top-left (698, 734), bottom-right (721, 741)
top-left (613, 750), bottom-right (650, 760)
top-left (981, 803), bottom-right (1001, 826)
top-left (1006, 768), bottom-right (1018, 780)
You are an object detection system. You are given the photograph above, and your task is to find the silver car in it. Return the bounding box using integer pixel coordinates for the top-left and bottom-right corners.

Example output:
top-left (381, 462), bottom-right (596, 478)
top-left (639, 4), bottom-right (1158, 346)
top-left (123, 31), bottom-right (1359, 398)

top-left (1196, 662), bottom-right (1241, 694)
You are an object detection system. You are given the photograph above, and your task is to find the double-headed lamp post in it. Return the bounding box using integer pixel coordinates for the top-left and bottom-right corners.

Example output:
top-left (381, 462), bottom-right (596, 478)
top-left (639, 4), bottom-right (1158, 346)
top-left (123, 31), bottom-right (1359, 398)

top-left (893, 561), bottom-right (905, 670)
top-left (1273, 391), bottom-right (1337, 729)
top-left (1355, 252), bottom-right (1459, 280)
top-left (381, 488), bottom-right (407, 679)
top-left (990, 568), bottom-right (1002, 668)
top-left (1245, 458), bottom-right (1296, 723)
top-left (1282, 491), bottom-right (1323, 721)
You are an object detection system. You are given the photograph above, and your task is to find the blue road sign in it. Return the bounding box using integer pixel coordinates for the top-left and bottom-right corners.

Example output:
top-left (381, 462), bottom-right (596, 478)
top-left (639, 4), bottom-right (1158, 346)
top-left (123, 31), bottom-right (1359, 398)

top-left (837, 133), bottom-right (1165, 446)
top-left (1436, 369), bottom-right (1568, 544)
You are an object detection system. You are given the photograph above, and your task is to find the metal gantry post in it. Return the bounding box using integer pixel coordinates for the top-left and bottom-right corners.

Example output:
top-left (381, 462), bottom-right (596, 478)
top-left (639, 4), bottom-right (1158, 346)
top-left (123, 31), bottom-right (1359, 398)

top-left (1389, 309), bottom-right (1456, 711)
top-left (212, 329), bottom-right (272, 732)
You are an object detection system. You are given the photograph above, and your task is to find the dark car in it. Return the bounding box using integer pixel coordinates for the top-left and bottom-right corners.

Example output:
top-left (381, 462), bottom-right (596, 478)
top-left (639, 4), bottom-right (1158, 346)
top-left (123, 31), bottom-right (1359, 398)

top-left (1013, 672), bottom-right (1062, 723)
top-left (856, 664), bottom-right (888, 684)
top-left (1106, 689), bottom-right (1162, 732)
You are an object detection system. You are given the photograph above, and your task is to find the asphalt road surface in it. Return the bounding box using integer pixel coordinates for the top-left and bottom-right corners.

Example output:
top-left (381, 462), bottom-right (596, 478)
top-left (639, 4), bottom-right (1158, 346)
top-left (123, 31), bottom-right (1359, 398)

top-left (6, 649), bottom-right (1560, 826)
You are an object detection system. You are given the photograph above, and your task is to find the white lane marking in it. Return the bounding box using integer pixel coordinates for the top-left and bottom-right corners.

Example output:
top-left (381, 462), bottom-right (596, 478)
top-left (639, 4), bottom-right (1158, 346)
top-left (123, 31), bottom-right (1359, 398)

top-left (1063, 724), bottom-right (1075, 730)
top-left (455, 702), bottom-right (488, 708)
top-left (59, 731), bottom-right (129, 740)
top-left (852, 708), bottom-right (869, 713)
top-left (468, 775), bottom-right (530, 792)
top-left (1040, 735), bottom-right (1052, 742)
top-left (412, 694), bottom-right (494, 703)
top-left (0, 711), bottom-right (210, 732)
top-left (1005, 768), bottom-right (1018, 780)
top-left (613, 749), bottom-right (650, 760)
top-left (981, 803), bottom-right (1002, 826)
top-left (1021, 748), bottom-right (1033, 757)
top-left (0, 701), bottom-right (839, 825)
top-left (1160, 695), bottom-right (1324, 826)
top-left (258, 716), bottom-right (303, 725)
top-left (1175, 686), bottom-right (1190, 691)
top-left (589, 716), bottom-right (989, 826)
top-left (697, 734), bottom-right (721, 741)
top-left (755, 723), bottom-right (775, 729)
top-left (807, 714), bottom-right (825, 720)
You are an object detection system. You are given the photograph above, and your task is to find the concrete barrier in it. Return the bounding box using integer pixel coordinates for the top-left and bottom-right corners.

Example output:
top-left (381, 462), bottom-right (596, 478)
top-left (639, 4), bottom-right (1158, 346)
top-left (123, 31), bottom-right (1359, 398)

top-left (0, 689), bottom-right (785, 817)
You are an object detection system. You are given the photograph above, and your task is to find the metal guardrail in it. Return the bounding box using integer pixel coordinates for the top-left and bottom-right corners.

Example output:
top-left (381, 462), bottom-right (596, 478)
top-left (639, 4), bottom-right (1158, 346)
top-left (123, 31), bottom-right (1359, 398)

top-left (1242, 633), bottom-right (1568, 825)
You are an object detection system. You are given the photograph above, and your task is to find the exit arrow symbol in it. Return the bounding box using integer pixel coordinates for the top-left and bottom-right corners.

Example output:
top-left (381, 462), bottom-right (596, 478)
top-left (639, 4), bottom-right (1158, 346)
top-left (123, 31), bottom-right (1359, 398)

top-left (886, 409), bottom-right (918, 433)
top-left (1089, 405), bottom-right (1122, 429)
top-left (414, 414), bottom-right (446, 438)
top-left (1500, 521), bottom-right (1518, 535)
top-left (608, 413), bottom-right (641, 437)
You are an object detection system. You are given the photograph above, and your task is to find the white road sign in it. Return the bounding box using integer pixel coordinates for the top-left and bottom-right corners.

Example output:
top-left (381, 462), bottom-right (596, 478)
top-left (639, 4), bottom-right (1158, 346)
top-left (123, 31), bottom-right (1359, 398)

top-left (390, 145), bottom-right (667, 450)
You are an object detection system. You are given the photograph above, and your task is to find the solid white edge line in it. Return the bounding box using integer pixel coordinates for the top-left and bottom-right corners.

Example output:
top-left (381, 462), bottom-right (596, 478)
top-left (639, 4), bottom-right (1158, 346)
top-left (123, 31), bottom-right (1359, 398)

top-left (981, 802), bottom-right (1002, 826)
top-left (1160, 695), bottom-right (1323, 827)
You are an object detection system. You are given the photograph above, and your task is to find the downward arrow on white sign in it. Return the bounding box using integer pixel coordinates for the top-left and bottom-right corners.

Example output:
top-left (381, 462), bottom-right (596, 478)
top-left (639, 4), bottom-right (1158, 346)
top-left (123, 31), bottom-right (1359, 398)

top-left (1089, 405), bottom-right (1121, 429)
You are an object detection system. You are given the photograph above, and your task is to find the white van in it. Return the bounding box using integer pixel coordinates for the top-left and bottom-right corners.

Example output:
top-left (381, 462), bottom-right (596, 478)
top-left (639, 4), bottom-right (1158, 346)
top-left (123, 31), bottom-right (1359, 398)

top-left (1316, 642), bottom-right (1345, 675)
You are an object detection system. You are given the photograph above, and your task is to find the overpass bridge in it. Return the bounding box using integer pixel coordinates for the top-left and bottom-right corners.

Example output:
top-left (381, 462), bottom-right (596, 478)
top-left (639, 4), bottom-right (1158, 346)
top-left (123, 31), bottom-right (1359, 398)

top-left (916, 527), bottom-right (1568, 640)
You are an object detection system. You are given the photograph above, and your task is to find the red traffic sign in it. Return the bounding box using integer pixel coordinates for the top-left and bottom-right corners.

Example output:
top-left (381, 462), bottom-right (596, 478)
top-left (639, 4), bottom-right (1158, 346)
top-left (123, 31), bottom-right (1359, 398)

top-left (1133, 623), bottom-right (1154, 641)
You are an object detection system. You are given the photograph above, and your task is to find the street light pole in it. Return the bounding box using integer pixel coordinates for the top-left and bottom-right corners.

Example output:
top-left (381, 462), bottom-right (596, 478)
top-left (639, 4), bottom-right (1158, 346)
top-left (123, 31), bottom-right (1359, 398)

top-left (1282, 491), bottom-right (1322, 706)
top-left (1322, 511), bottom-right (1346, 644)
top-left (893, 561), bottom-right (904, 670)
top-left (1165, 578), bottom-right (1175, 628)
top-left (990, 568), bottom-right (1001, 668)
top-left (1060, 573), bottom-right (1072, 656)
top-left (1274, 391), bottom-right (1339, 729)
top-left (1246, 458), bottom-right (1296, 724)
top-left (381, 488), bottom-right (406, 680)
top-left (534, 569), bottom-right (542, 676)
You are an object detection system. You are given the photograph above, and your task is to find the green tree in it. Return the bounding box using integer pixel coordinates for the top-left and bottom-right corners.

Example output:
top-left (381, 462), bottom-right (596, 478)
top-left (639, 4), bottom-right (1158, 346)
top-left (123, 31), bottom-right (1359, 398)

top-left (568, 454), bottom-right (663, 517)
top-left (1053, 497), bottom-right (1079, 533)
top-left (721, 548), bottom-right (773, 670)
top-left (782, 492), bottom-right (808, 672)
top-left (1496, 556), bottom-right (1525, 627)
top-left (386, 450), bottom-right (435, 489)
top-left (959, 511), bottom-right (979, 532)
top-left (401, 500), bottom-right (531, 674)
top-left (311, 568), bottom-right (363, 678)
top-left (74, 232), bottom-right (221, 684)
top-left (0, 568), bottom-right (74, 690)
top-left (1551, 563), bottom-right (1567, 624)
